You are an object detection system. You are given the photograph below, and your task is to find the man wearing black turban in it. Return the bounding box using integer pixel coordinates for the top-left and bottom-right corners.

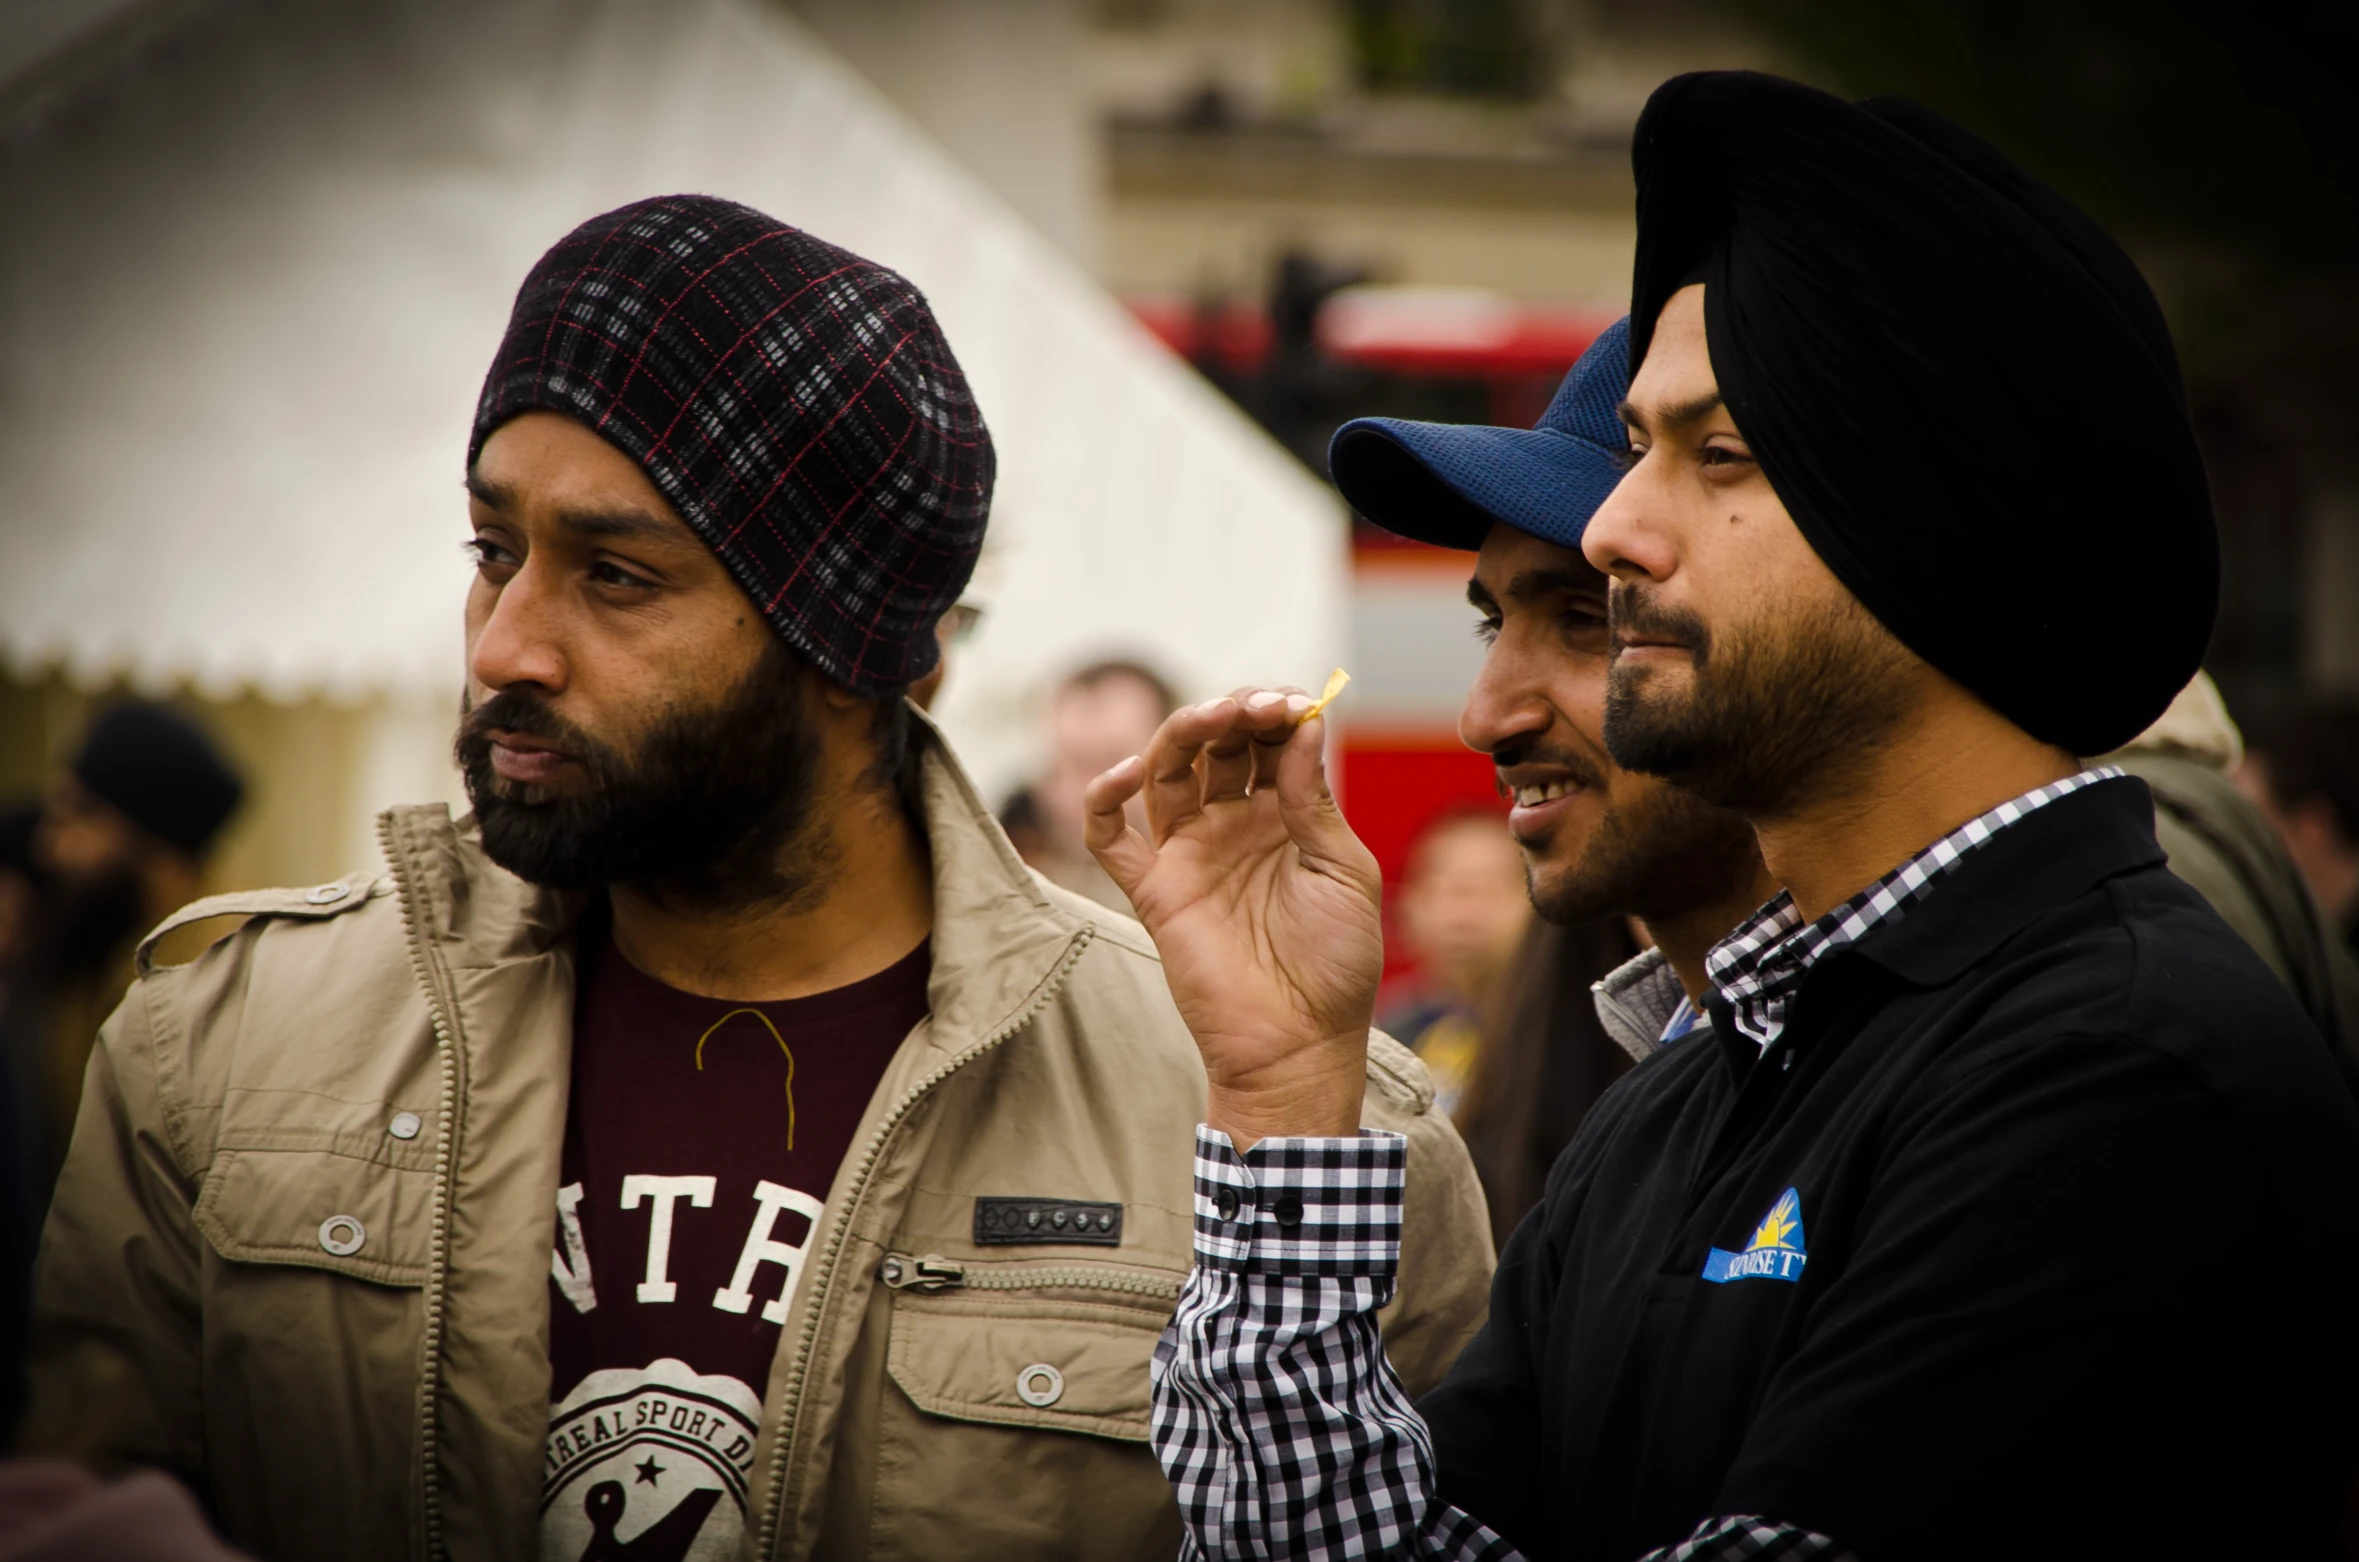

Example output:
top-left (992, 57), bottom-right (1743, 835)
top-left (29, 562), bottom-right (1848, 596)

top-left (1099, 71), bottom-right (2359, 1562)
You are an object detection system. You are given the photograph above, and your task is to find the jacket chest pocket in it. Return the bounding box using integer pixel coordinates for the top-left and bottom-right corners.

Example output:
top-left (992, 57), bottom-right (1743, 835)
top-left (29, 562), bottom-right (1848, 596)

top-left (887, 1292), bottom-right (1167, 1441)
top-left (862, 1259), bottom-right (1186, 1560)
top-left (185, 1143), bottom-right (436, 1550)
top-left (194, 1145), bottom-right (435, 1287)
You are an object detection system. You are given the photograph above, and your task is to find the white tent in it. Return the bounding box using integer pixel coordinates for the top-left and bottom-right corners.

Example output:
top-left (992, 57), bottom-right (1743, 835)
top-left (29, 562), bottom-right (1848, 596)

top-left (0, 0), bottom-right (1346, 872)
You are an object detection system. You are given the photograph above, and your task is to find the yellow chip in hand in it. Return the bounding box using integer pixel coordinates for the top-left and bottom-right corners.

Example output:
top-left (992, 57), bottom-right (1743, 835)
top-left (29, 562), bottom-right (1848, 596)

top-left (1296, 667), bottom-right (1351, 725)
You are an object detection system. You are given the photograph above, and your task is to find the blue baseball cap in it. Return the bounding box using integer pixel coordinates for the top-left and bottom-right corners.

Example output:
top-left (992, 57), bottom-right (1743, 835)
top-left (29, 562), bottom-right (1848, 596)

top-left (1327, 314), bottom-right (1632, 552)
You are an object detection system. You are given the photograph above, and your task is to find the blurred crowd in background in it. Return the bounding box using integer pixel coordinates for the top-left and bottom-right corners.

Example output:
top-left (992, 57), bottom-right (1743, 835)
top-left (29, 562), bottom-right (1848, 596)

top-left (3, 0), bottom-right (2357, 1474)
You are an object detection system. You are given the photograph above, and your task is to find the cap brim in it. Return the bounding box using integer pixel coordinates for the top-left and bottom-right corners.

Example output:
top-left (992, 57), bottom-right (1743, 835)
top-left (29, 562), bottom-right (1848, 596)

top-left (1328, 418), bottom-right (1627, 553)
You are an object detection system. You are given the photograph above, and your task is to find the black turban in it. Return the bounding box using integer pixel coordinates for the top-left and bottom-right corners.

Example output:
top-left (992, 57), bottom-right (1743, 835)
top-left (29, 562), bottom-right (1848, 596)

top-left (1629, 72), bottom-right (2217, 757)
top-left (72, 705), bottom-right (244, 857)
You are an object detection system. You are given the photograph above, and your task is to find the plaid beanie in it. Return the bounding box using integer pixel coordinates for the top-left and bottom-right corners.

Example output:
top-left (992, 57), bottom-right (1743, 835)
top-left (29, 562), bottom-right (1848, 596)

top-left (470, 195), bottom-right (994, 695)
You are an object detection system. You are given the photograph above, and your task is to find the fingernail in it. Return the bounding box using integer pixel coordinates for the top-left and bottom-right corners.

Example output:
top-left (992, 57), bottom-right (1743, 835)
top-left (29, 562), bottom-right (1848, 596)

top-left (1285, 695), bottom-right (1312, 717)
top-left (1188, 698), bottom-right (1227, 717)
top-left (1245, 691), bottom-right (1285, 712)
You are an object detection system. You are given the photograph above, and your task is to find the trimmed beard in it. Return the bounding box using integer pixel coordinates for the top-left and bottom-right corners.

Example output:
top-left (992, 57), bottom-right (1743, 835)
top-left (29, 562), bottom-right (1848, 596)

top-left (1603, 580), bottom-right (1914, 816)
top-left (1496, 733), bottom-right (1759, 929)
top-left (454, 636), bottom-right (833, 912)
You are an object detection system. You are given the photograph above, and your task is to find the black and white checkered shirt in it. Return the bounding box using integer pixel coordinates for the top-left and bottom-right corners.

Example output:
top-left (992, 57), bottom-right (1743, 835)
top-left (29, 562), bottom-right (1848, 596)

top-left (1707, 767), bottom-right (2121, 1052)
top-left (1150, 770), bottom-right (2122, 1560)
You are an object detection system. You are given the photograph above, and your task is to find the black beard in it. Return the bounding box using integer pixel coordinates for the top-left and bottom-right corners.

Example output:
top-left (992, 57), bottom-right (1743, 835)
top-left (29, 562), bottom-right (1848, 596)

top-left (1495, 735), bottom-right (1760, 928)
top-left (1603, 580), bottom-right (1915, 815)
top-left (454, 637), bottom-right (833, 912)
top-left (31, 859), bottom-right (147, 980)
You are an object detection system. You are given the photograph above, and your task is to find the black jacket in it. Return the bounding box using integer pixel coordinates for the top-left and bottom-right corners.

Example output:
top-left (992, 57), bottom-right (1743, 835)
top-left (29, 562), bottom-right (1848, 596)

top-left (1422, 777), bottom-right (2359, 1561)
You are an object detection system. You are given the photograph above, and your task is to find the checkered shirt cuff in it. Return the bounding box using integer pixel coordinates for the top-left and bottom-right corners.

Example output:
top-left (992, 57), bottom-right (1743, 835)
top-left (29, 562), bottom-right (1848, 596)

top-left (1192, 1126), bottom-right (1405, 1276)
top-left (1642, 1516), bottom-right (1856, 1560)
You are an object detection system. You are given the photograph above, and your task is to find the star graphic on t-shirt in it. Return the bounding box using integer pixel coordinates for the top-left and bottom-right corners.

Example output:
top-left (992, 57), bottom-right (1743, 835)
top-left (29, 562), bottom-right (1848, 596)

top-left (634, 1455), bottom-right (665, 1486)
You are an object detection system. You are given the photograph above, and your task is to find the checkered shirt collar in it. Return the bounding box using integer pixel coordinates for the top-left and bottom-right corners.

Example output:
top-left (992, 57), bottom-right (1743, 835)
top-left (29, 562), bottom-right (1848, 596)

top-left (1706, 767), bottom-right (2124, 1052)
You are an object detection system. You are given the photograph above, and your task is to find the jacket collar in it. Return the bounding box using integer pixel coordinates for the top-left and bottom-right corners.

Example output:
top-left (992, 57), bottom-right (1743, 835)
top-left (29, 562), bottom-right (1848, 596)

top-left (902, 710), bottom-right (1096, 1055)
top-left (1843, 773), bottom-right (2164, 989)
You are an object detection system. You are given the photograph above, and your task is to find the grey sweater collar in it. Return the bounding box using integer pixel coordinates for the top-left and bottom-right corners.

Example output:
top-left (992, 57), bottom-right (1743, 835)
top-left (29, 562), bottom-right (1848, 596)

top-left (1591, 946), bottom-right (1687, 1062)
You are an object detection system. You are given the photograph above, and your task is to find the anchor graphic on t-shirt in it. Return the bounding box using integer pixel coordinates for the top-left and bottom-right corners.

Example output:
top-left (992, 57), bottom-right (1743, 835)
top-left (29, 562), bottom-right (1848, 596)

top-left (576, 1479), bottom-right (722, 1562)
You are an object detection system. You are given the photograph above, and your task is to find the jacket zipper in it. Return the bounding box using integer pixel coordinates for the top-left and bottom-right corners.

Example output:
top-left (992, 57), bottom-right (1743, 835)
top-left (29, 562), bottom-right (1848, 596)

top-left (753, 926), bottom-right (1097, 1561)
top-left (379, 813), bottom-right (465, 1562)
top-left (877, 1251), bottom-right (1183, 1301)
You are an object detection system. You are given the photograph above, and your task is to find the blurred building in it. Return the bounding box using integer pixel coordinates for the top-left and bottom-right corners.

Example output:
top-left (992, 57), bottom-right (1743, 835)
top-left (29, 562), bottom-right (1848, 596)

top-left (5, 0), bottom-right (2348, 911)
top-left (0, 0), bottom-right (1346, 896)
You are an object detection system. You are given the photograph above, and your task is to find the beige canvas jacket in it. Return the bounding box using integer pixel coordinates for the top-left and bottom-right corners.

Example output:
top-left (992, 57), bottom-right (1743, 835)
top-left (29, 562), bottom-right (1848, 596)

top-left (23, 727), bottom-right (1494, 1562)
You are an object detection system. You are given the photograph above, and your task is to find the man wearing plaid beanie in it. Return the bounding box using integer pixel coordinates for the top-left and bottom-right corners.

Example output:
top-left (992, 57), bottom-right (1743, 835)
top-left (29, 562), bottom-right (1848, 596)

top-left (23, 196), bottom-right (1492, 1562)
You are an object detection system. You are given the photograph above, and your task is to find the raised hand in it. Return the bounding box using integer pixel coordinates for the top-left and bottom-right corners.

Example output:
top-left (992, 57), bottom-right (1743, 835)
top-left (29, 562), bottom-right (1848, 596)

top-left (1084, 689), bottom-right (1384, 1150)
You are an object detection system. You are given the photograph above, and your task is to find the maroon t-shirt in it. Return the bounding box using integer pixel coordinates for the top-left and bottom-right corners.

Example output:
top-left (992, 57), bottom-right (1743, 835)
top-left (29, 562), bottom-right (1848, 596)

top-left (540, 933), bottom-right (928, 1562)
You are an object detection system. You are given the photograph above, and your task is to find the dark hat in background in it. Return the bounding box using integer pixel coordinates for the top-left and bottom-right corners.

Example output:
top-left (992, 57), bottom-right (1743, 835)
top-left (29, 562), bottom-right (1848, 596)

top-left (471, 195), bottom-right (995, 696)
top-left (0, 804), bottom-right (37, 877)
top-left (71, 705), bottom-right (244, 857)
top-left (1629, 72), bottom-right (2217, 757)
top-left (1329, 316), bottom-right (1633, 553)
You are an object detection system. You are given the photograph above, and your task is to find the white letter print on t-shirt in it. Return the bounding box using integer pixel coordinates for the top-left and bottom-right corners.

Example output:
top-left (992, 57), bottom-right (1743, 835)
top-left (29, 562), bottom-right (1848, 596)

top-left (541, 1358), bottom-right (760, 1562)
top-left (621, 1174), bottom-right (717, 1303)
top-left (712, 1180), bottom-right (826, 1323)
top-left (551, 1182), bottom-right (597, 1315)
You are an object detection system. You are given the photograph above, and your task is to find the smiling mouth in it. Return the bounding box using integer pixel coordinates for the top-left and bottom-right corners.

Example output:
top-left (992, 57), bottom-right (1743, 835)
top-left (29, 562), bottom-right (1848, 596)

top-left (1511, 780), bottom-right (1583, 807)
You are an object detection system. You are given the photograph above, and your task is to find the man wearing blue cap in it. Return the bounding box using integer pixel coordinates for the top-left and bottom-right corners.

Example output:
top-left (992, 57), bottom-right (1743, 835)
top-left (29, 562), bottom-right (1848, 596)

top-left (1328, 317), bottom-right (1770, 1043)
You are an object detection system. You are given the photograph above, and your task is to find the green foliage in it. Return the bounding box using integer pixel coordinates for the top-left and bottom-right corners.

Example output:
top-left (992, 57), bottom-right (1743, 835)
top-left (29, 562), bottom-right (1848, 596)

top-left (1345, 0), bottom-right (1546, 100)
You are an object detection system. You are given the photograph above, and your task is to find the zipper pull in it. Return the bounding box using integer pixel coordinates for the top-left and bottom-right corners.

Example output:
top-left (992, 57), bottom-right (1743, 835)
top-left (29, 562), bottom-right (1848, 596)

top-left (878, 1252), bottom-right (966, 1292)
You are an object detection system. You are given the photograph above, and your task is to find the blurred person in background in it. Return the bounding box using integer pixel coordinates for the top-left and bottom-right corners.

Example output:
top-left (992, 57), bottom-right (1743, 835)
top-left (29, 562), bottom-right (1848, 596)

top-left (2112, 675), bottom-right (2359, 1083)
top-left (3, 706), bottom-right (242, 1212)
top-left (0, 1462), bottom-right (252, 1562)
top-left (2239, 698), bottom-right (2359, 957)
top-left (1000, 658), bottom-right (1177, 911)
top-left (1376, 808), bottom-right (1532, 1117)
top-left (0, 806), bottom-right (38, 1443)
top-left (0, 809), bottom-right (36, 994)
top-left (22, 196), bottom-right (1490, 1562)
top-left (1450, 916), bottom-right (1639, 1248)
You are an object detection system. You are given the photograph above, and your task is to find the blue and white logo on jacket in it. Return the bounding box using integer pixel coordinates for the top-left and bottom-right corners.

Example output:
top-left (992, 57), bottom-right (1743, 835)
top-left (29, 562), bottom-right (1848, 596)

top-left (1702, 1187), bottom-right (1808, 1284)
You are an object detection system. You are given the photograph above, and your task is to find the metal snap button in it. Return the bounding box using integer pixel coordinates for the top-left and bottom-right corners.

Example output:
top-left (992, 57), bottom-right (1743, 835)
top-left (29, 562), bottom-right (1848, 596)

top-left (317, 1215), bottom-right (366, 1256)
top-left (387, 1112), bottom-right (422, 1140)
top-left (303, 883), bottom-right (349, 905)
top-left (1213, 1187), bottom-right (1240, 1221)
top-left (1015, 1362), bottom-right (1064, 1408)
top-left (1271, 1194), bottom-right (1303, 1230)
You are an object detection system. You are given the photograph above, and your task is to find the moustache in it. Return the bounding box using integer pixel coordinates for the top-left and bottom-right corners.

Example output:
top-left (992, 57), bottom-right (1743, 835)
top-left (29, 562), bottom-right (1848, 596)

top-left (1492, 735), bottom-right (1608, 799)
top-left (454, 690), bottom-right (616, 775)
top-left (1607, 582), bottom-right (1710, 659)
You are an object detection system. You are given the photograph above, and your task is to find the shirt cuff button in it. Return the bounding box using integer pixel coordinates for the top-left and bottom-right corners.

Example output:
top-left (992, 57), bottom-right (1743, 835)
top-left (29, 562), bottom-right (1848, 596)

top-left (1271, 1194), bottom-right (1303, 1230)
top-left (1213, 1188), bottom-right (1241, 1221)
